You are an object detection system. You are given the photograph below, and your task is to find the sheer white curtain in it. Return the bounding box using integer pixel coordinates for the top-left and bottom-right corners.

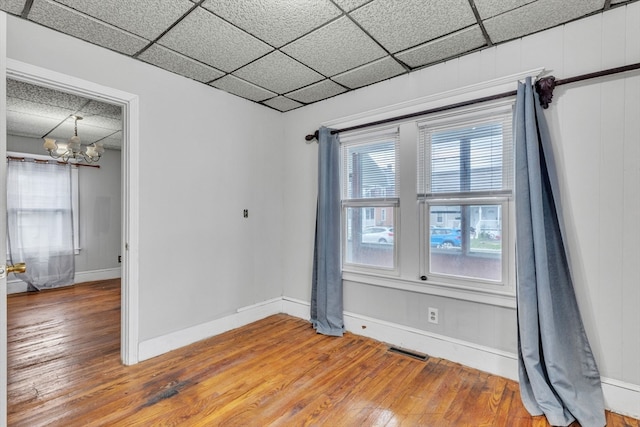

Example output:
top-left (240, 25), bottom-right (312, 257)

top-left (7, 160), bottom-right (75, 291)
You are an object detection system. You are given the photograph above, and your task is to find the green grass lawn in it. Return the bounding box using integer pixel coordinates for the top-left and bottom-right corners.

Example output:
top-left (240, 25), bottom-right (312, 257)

top-left (470, 238), bottom-right (501, 251)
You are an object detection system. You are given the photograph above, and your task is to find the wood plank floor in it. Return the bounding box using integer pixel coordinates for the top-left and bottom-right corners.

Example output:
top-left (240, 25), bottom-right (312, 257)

top-left (7, 279), bottom-right (639, 427)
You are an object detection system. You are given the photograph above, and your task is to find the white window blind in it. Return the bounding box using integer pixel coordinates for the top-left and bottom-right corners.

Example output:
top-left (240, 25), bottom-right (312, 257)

top-left (341, 127), bottom-right (399, 202)
top-left (418, 103), bottom-right (513, 199)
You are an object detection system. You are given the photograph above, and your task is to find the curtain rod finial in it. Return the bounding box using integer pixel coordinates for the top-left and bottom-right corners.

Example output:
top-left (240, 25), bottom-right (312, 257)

top-left (305, 130), bottom-right (319, 143)
top-left (535, 76), bottom-right (556, 109)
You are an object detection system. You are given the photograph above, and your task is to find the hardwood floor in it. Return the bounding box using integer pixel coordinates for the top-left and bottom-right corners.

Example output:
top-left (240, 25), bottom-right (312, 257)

top-left (7, 279), bottom-right (639, 427)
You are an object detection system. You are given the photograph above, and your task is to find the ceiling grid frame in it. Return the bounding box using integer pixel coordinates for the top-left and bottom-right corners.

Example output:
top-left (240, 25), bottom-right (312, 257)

top-left (0, 0), bottom-right (636, 118)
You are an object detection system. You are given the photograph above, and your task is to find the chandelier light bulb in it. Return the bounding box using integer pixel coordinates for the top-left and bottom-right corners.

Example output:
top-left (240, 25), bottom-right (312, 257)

top-left (43, 138), bottom-right (57, 151)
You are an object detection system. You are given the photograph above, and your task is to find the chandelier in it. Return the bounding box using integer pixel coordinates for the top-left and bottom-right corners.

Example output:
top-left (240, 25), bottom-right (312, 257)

top-left (43, 115), bottom-right (104, 163)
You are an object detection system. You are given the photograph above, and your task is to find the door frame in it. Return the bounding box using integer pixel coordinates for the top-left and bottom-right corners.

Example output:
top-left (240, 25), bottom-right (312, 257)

top-left (4, 59), bottom-right (140, 365)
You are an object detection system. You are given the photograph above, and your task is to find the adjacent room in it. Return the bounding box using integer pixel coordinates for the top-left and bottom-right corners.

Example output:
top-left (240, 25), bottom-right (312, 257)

top-left (0, 1), bottom-right (638, 426)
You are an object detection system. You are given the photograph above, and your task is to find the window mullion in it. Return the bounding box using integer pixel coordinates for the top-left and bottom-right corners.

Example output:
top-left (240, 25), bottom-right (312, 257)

top-left (397, 122), bottom-right (419, 278)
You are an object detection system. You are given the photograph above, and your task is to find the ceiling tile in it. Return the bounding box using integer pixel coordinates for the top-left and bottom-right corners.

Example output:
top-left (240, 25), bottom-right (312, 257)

top-left (7, 111), bottom-right (63, 138)
top-left (282, 16), bottom-right (386, 77)
top-left (139, 44), bottom-right (224, 83)
top-left (286, 79), bottom-right (347, 104)
top-left (81, 100), bottom-right (122, 119)
top-left (332, 56), bottom-right (405, 89)
top-left (0, 0), bottom-right (26, 15)
top-left (234, 51), bottom-right (323, 94)
top-left (396, 26), bottom-right (486, 68)
top-left (6, 79), bottom-right (123, 140)
top-left (80, 114), bottom-right (122, 131)
top-left (209, 75), bottom-right (276, 102)
top-left (262, 96), bottom-right (302, 112)
top-left (483, 0), bottom-right (604, 43)
top-left (28, 0), bottom-right (148, 55)
top-left (73, 127), bottom-right (117, 145)
top-left (45, 119), bottom-right (75, 139)
top-left (350, 0), bottom-right (476, 53)
top-left (473, 0), bottom-right (536, 19)
top-left (332, 0), bottom-right (371, 12)
top-left (157, 7), bottom-right (272, 72)
top-left (7, 97), bottom-right (75, 121)
top-left (47, 117), bottom-right (115, 144)
top-left (8, 79), bottom-right (87, 110)
top-left (201, 0), bottom-right (341, 48)
top-left (51, 0), bottom-right (194, 40)
top-left (100, 132), bottom-right (123, 150)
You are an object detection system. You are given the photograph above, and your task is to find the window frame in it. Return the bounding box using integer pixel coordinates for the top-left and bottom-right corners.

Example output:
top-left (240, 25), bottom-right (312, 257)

top-left (326, 72), bottom-right (540, 307)
top-left (417, 100), bottom-right (515, 294)
top-left (340, 127), bottom-right (400, 275)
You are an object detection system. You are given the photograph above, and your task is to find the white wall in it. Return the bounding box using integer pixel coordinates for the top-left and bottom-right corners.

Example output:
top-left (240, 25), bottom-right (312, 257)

top-left (6, 135), bottom-right (122, 292)
top-left (282, 2), bottom-right (640, 398)
top-left (6, 16), bottom-right (286, 342)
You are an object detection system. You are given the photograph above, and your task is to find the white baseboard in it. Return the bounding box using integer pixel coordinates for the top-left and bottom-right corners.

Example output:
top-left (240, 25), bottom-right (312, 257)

top-left (136, 296), bottom-right (639, 418)
top-left (282, 296), bottom-right (311, 320)
top-left (74, 267), bottom-right (121, 283)
top-left (7, 280), bottom-right (28, 294)
top-left (138, 297), bottom-right (284, 362)
top-left (601, 377), bottom-right (640, 418)
top-left (279, 298), bottom-right (519, 379)
top-left (279, 298), bottom-right (639, 418)
top-left (7, 267), bottom-right (122, 294)
top-left (344, 310), bottom-right (519, 380)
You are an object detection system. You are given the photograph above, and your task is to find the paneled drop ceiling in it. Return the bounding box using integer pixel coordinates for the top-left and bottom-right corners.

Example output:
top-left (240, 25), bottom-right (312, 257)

top-left (1, 0), bottom-right (638, 113)
top-left (6, 79), bottom-right (123, 149)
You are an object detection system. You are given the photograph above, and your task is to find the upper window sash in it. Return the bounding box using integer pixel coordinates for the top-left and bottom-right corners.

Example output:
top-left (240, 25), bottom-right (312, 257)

top-left (417, 101), bottom-right (514, 200)
top-left (341, 127), bottom-right (399, 202)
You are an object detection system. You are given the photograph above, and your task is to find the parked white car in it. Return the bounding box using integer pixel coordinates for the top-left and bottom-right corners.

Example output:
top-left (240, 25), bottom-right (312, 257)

top-left (362, 226), bottom-right (394, 244)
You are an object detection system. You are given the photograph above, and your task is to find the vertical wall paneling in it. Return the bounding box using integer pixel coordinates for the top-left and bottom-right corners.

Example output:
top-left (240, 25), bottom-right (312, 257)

top-left (520, 26), bottom-right (564, 75)
top-left (556, 83), bottom-right (603, 361)
top-left (477, 46), bottom-right (497, 83)
top-left (564, 13), bottom-right (603, 76)
top-left (493, 38), bottom-right (523, 77)
top-left (597, 79), bottom-right (625, 379)
top-left (602, 7), bottom-right (628, 68)
top-left (621, 73), bottom-right (640, 385)
top-left (621, 1), bottom-right (640, 386)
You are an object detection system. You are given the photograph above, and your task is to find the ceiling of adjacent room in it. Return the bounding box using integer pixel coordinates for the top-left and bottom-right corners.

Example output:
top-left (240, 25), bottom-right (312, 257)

top-left (1, 0), bottom-right (637, 115)
top-left (6, 79), bottom-right (123, 149)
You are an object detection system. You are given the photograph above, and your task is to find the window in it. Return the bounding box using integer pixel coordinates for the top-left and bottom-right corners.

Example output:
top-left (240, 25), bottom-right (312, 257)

top-left (418, 101), bottom-right (514, 288)
top-left (365, 208), bottom-right (374, 220)
top-left (7, 153), bottom-right (81, 255)
top-left (341, 127), bottom-right (399, 271)
top-left (337, 97), bottom-right (516, 300)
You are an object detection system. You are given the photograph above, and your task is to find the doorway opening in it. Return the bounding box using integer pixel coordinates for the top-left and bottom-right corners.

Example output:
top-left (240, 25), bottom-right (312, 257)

top-left (5, 59), bottom-right (139, 365)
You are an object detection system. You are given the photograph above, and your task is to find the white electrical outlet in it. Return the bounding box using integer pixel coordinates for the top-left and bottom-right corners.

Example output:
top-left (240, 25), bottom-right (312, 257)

top-left (428, 307), bottom-right (439, 324)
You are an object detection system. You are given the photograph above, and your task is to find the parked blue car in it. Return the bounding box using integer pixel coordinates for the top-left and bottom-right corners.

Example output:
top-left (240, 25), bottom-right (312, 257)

top-left (430, 227), bottom-right (461, 249)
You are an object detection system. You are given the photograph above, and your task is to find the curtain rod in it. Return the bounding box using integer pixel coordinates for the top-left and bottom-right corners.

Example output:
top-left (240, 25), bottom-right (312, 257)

top-left (304, 62), bottom-right (640, 141)
top-left (7, 155), bottom-right (100, 169)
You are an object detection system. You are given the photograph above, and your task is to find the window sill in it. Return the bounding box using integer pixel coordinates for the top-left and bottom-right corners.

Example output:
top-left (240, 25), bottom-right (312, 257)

top-left (342, 270), bottom-right (516, 309)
